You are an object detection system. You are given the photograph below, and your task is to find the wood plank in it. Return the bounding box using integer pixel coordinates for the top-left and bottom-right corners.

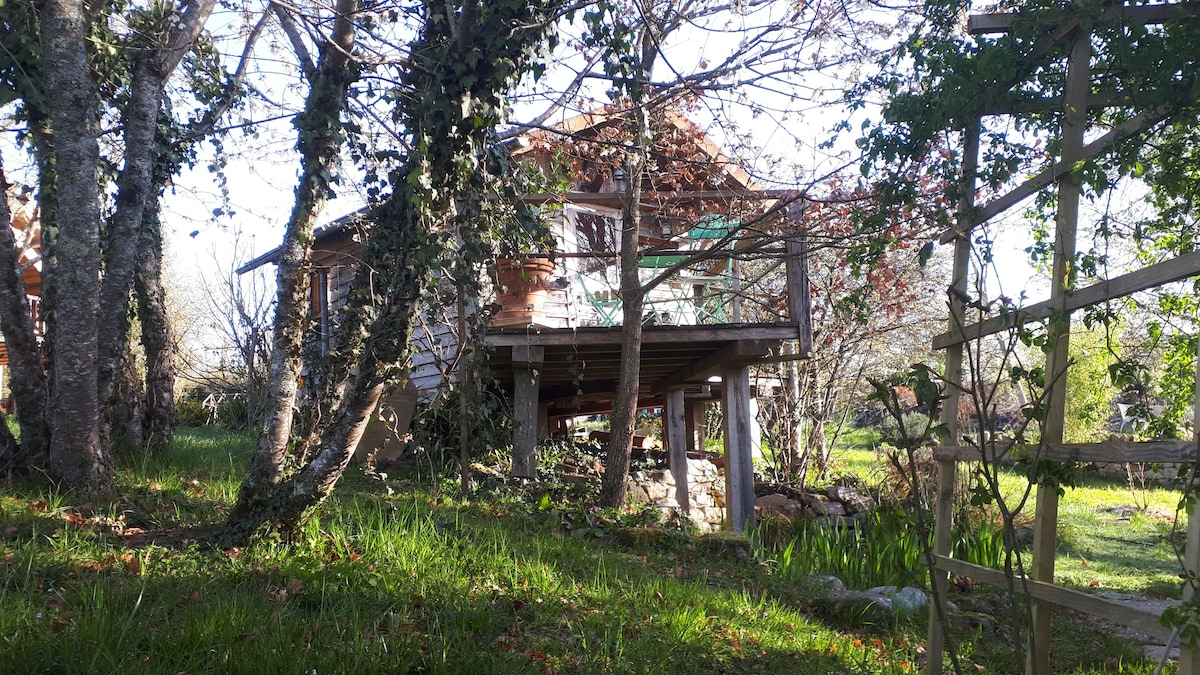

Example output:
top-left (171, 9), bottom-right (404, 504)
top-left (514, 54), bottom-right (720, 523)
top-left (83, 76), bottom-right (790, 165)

top-left (518, 190), bottom-right (797, 206)
top-left (486, 324), bottom-right (799, 346)
top-left (939, 104), bottom-right (1178, 244)
top-left (934, 556), bottom-right (1175, 640)
top-left (981, 92), bottom-right (1136, 116)
top-left (650, 340), bottom-right (772, 395)
top-left (933, 251), bottom-right (1200, 349)
top-left (933, 439), bottom-right (1197, 463)
top-left (969, 4), bottom-right (1200, 34)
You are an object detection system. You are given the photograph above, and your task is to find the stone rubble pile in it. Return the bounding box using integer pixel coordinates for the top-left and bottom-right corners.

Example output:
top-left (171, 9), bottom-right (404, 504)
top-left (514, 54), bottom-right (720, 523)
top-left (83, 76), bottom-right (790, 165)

top-left (626, 458), bottom-right (726, 531)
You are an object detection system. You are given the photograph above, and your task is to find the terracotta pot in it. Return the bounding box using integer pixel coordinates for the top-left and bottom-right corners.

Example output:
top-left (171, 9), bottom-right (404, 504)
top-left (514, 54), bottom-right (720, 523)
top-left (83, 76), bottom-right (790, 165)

top-left (492, 256), bottom-right (555, 327)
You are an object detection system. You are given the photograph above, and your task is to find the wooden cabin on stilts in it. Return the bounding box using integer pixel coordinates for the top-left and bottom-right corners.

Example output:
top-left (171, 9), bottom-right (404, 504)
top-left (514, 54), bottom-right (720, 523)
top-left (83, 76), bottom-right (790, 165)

top-left (239, 108), bottom-right (815, 534)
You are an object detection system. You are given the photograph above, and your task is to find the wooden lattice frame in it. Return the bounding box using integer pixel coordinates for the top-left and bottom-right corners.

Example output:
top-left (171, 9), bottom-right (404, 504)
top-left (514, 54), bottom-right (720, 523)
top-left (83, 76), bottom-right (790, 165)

top-left (926, 5), bottom-right (1200, 675)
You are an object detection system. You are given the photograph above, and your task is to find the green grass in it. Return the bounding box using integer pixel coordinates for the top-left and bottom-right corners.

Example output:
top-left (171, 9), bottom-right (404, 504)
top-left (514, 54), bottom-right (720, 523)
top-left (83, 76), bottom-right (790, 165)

top-left (828, 428), bottom-right (1190, 599)
top-left (0, 427), bottom-right (1168, 674)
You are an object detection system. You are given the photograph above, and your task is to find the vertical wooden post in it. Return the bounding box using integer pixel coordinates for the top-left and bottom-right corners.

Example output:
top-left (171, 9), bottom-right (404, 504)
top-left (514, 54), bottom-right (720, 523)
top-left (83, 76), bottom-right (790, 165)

top-left (1027, 28), bottom-right (1091, 675)
top-left (730, 260), bottom-right (742, 323)
top-left (928, 120), bottom-right (979, 675)
top-left (688, 399), bottom-right (709, 454)
top-left (665, 388), bottom-right (690, 514)
top-left (784, 202), bottom-right (813, 357)
top-left (1180, 337), bottom-right (1200, 674)
top-left (511, 345), bottom-right (544, 478)
top-left (722, 364), bottom-right (755, 533)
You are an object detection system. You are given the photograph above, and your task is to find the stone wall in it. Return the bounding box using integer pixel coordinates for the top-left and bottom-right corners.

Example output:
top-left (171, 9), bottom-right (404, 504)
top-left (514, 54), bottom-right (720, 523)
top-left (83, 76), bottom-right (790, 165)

top-left (627, 458), bottom-right (726, 531)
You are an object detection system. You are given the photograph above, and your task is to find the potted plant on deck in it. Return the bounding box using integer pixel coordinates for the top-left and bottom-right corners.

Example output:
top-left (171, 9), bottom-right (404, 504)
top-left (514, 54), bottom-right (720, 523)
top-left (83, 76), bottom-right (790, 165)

top-left (491, 254), bottom-right (556, 327)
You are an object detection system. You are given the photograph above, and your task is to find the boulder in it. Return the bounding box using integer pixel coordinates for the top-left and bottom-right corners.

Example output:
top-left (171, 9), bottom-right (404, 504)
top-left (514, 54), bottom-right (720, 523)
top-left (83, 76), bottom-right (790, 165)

top-left (826, 485), bottom-right (876, 514)
top-left (805, 575), bottom-right (845, 598)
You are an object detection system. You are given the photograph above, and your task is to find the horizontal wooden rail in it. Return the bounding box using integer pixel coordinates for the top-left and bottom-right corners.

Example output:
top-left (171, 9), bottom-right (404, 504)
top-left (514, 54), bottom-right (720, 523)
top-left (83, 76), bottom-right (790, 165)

top-left (969, 4), bottom-right (1200, 34)
top-left (934, 556), bottom-right (1175, 640)
top-left (933, 439), bottom-right (1197, 463)
top-left (932, 250), bottom-right (1200, 349)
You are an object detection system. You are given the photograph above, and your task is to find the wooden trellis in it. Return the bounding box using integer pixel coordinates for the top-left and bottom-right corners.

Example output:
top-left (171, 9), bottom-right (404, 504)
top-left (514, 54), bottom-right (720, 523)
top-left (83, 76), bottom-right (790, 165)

top-left (926, 4), bottom-right (1200, 675)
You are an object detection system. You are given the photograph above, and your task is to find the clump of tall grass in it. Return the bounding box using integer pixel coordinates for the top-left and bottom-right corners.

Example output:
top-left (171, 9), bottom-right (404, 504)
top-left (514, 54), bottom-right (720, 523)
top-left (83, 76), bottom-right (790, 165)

top-left (760, 507), bottom-right (1006, 590)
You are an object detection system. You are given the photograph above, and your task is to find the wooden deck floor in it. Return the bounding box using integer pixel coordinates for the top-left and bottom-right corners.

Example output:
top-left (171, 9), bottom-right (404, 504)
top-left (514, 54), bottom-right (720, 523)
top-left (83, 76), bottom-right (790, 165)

top-left (485, 323), bottom-right (801, 415)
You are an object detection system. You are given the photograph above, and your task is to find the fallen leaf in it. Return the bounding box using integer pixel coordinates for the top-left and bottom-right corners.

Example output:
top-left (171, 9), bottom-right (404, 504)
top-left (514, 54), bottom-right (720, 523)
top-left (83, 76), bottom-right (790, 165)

top-left (51, 612), bottom-right (73, 632)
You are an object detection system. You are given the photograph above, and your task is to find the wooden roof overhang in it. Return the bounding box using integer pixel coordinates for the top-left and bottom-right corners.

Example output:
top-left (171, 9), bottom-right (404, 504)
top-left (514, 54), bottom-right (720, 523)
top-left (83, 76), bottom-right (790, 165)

top-left (484, 323), bottom-right (803, 417)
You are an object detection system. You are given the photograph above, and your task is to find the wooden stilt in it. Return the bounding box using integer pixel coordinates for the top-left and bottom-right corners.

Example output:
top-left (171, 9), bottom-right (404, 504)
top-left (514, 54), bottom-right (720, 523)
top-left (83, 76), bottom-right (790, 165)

top-left (665, 388), bottom-right (690, 514)
top-left (511, 346), bottom-right (544, 478)
top-left (722, 364), bottom-right (755, 533)
top-left (688, 400), bottom-right (708, 454)
top-left (1179, 338), bottom-right (1200, 674)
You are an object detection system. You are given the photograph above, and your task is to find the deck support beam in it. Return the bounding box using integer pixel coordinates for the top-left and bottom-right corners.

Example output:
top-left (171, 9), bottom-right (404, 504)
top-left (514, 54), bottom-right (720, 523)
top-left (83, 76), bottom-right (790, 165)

top-left (511, 346), bottom-right (544, 478)
top-left (722, 364), bottom-right (755, 533)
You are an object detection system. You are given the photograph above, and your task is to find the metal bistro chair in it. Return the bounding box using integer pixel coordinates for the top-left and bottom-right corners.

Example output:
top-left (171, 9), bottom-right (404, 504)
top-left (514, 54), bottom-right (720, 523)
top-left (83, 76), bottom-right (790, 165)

top-left (638, 254), bottom-right (730, 325)
top-left (577, 272), bottom-right (622, 326)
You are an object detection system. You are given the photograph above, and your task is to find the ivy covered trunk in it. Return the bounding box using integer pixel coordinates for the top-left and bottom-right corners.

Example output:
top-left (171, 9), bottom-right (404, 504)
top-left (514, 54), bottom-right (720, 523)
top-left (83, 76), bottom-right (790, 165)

top-left (135, 204), bottom-right (176, 453)
top-left (225, 0), bottom-right (567, 539)
top-left (41, 0), bottom-right (108, 488)
top-left (96, 0), bottom-right (219, 431)
top-left (229, 0), bottom-right (362, 526)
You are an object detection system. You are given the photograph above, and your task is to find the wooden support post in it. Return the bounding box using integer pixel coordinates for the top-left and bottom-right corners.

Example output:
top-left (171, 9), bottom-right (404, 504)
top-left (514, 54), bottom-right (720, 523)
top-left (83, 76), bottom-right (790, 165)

top-left (1180, 337), bottom-right (1200, 675)
top-left (511, 346), bottom-right (544, 478)
top-left (784, 206), bottom-right (813, 357)
top-left (1028, 27), bottom-right (1091, 675)
top-left (722, 364), bottom-right (755, 533)
top-left (537, 404), bottom-right (550, 440)
top-left (687, 400), bottom-right (707, 454)
top-left (665, 388), bottom-right (690, 514)
top-left (928, 120), bottom-right (978, 675)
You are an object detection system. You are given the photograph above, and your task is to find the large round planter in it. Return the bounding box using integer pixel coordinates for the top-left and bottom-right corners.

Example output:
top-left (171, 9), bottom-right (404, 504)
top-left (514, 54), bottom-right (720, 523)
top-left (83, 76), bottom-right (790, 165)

top-left (492, 256), bottom-right (555, 327)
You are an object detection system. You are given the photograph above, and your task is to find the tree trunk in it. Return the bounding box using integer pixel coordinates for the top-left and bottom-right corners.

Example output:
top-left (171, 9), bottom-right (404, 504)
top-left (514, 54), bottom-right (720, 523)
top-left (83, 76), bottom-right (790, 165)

top-left (135, 203), bottom-right (177, 453)
top-left (41, 0), bottom-right (108, 488)
top-left (226, 0), bottom-right (566, 539)
top-left (599, 139), bottom-right (646, 508)
top-left (0, 162), bottom-right (50, 466)
top-left (230, 0), bottom-right (360, 520)
top-left (109, 343), bottom-right (145, 449)
top-left (97, 0), bottom-right (219, 420)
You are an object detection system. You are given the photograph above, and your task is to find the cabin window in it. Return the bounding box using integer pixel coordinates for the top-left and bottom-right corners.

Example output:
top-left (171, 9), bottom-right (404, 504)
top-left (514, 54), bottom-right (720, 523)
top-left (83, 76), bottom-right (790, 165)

top-left (575, 212), bottom-right (617, 273)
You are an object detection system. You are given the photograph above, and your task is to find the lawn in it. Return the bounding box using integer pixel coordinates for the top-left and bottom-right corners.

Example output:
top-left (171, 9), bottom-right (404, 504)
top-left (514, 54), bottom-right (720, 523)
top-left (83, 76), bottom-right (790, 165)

top-left (829, 432), bottom-right (1189, 599)
top-left (0, 427), bottom-right (1172, 674)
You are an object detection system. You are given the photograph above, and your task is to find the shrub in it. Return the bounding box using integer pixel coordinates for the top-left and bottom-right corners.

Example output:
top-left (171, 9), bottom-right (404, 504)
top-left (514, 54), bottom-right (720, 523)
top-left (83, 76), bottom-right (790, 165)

top-left (176, 399), bottom-right (210, 427)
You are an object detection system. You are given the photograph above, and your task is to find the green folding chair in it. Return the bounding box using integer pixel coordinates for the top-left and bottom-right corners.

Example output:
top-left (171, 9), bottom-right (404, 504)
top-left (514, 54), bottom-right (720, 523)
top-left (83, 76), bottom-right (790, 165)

top-left (577, 273), bottom-right (621, 326)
